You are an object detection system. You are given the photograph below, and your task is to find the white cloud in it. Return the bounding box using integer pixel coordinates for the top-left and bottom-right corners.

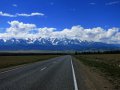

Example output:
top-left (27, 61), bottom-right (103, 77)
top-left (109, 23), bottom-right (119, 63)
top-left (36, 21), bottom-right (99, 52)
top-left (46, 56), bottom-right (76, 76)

top-left (17, 12), bottom-right (44, 17)
top-left (0, 21), bottom-right (120, 44)
top-left (0, 11), bottom-right (44, 17)
top-left (106, 1), bottom-right (120, 5)
top-left (0, 11), bottom-right (15, 17)
top-left (7, 21), bottom-right (36, 34)
top-left (12, 4), bottom-right (17, 7)
top-left (50, 2), bottom-right (54, 5)
top-left (89, 3), bottom-right (96, 5)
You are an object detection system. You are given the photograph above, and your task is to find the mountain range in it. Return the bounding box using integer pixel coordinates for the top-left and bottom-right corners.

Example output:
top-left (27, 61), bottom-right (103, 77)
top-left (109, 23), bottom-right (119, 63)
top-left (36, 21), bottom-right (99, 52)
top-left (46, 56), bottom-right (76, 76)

top-left (0, 38), bottom-right (120, 51)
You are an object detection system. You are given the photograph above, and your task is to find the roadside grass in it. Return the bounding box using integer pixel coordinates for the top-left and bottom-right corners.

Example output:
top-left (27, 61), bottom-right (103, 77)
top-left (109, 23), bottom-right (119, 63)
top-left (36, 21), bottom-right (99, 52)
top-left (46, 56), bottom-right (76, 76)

top-left (75, 54), bottom-right (120, 90)
top-left (0, 55), bottom-right (60, 69)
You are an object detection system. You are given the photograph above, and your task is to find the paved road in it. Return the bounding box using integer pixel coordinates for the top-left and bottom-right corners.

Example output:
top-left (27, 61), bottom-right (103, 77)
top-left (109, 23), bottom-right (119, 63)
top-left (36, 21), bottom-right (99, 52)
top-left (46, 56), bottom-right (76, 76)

top-left (0, 55), bottom-right (78, 90)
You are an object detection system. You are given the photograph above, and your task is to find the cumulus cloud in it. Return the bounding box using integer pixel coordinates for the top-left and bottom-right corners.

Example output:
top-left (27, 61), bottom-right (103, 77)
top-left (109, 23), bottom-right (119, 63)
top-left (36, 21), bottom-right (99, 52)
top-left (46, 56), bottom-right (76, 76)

top-left (7, 21), bottom-right (36, 34)
top-left (0, 11), bottom-right (44, 17)
top-left (0, 21), bottom-right (120, 44)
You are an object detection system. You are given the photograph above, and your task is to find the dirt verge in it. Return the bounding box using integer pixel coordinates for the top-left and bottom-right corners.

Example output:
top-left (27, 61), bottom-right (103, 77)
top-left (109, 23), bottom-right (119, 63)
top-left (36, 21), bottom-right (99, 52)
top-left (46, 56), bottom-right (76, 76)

top-left (73, 57), bottom-right (114, 90)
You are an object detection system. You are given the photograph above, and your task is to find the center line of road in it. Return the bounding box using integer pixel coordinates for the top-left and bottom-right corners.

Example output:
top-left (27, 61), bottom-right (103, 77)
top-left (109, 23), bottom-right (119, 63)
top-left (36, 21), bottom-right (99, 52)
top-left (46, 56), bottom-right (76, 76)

top-left (40, 67), bottom-right (47, 71)
top-left (71, 58), bottom-right (78, 90)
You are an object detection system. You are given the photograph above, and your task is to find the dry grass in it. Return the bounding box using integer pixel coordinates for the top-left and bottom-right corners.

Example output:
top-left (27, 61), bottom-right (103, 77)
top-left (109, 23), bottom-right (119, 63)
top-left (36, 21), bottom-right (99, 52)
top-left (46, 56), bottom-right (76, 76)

top-left (0, 55), bottom-right (59, 69)
top-left (78, 54), bottom-right (120, 66)
top-left (75, 54), bottom-right (120, 90)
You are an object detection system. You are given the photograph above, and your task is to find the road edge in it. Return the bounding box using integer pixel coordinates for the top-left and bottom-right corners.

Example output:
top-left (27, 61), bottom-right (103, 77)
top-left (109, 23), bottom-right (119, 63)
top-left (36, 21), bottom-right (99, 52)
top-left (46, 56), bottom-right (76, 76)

top-left (71, 57), bottom-right (78, 90)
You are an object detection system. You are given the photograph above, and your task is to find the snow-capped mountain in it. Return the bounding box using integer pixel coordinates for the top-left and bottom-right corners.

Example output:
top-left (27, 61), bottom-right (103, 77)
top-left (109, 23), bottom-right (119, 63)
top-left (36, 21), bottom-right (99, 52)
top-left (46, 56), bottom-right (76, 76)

top-left (0, 38), bottom-right (120, 51)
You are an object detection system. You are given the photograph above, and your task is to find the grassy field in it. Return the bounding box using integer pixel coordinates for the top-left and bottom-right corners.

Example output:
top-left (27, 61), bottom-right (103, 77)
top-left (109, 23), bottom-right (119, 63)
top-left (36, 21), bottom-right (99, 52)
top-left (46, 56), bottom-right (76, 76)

top-left (0, 55), bottom-right (60, 69)
top-left (75, 54), bottom-right (120, 90)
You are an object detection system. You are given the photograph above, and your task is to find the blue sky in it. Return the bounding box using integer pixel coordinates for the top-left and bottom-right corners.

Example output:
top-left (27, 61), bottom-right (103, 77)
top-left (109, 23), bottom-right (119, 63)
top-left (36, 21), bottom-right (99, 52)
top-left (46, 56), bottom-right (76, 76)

top-left (0, 0), bottom-right (120, 44)
top-left (0, 0), bottom-right (120, 29)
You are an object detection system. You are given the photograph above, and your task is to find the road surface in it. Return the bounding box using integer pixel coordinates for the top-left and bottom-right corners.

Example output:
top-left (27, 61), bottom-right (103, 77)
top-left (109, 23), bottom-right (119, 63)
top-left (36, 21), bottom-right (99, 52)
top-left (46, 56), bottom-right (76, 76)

top-left (0, 55), bottom-right (81, 90)
top-left (0, 55), bottom-right (112, 90)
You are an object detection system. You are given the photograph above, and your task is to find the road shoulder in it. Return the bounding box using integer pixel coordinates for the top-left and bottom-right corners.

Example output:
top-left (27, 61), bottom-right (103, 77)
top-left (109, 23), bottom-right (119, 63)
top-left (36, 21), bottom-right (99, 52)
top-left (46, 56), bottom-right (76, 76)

top-left (72, 56), bottom-right (113, 90)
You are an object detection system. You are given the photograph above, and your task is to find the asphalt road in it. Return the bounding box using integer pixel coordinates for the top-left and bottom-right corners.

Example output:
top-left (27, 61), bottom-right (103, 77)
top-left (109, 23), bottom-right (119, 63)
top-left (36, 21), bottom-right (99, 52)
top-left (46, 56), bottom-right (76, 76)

top-left (0, 55), bottom-right (79, 90)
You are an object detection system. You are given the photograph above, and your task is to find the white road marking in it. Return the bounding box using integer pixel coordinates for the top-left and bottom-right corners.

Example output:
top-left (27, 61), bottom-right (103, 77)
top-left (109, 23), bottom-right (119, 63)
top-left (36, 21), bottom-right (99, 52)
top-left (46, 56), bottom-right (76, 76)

top-left (71, 58), bottom-right (78, 90)
top-left (0, 64), bottom-right (28, 74)
top-left (1, 66), bottom-right (47, 74)
top-left (53, 61), bottom-right (57, 63)
top-left (40, 67), bottom-right (47, 71)
top-left (0, 68), bottom-right (19, 74)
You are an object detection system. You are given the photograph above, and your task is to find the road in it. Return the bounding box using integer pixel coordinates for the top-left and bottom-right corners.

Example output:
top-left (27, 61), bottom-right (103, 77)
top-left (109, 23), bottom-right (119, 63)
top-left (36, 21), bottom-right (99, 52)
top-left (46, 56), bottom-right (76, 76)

top-left (0, 55), bottom-right (80, 90)
top-left (0, 55), bottom-right (111, 90)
